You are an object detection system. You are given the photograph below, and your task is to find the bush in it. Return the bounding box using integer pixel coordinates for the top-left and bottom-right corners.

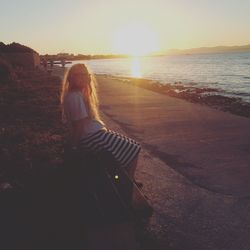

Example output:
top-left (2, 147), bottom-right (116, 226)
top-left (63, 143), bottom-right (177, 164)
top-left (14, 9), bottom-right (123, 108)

top-left (0, 42), bottom-right (35, 53)
top-left (0, 57), bottom-right (15, 83)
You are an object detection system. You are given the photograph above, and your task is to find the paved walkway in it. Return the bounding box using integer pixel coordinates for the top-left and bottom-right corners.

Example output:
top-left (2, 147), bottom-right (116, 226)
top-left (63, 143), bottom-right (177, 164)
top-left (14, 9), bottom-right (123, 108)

top-left (96, 74), bottom-right (250, 250)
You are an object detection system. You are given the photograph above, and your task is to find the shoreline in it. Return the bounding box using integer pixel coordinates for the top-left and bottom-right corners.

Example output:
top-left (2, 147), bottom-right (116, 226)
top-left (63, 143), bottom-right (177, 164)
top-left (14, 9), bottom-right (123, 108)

top-left (52, 65), bottom-right (250, 119)
top-left (96, 73), bottom-right (250, 118)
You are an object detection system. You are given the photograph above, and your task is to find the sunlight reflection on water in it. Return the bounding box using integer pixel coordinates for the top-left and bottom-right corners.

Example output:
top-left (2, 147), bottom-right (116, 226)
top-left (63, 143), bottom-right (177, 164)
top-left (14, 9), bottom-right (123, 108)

top-left (67, 52), bottom-right (250, 101)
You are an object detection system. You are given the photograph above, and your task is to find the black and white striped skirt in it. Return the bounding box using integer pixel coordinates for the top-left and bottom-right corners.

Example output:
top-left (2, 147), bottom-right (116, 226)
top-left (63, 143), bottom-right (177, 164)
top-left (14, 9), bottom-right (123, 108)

top-left (78, 128), bottom-right (141, 170)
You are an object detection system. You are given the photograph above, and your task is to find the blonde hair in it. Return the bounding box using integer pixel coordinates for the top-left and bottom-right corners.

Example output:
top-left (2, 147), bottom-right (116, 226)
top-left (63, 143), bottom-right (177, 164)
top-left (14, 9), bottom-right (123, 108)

top-left (60, 63), bottom-right (105, 125)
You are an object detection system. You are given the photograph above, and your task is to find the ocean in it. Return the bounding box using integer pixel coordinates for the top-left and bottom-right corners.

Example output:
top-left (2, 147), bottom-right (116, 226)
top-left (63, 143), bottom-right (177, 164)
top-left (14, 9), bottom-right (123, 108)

top-left (66, 52), bottom-right (250, 102)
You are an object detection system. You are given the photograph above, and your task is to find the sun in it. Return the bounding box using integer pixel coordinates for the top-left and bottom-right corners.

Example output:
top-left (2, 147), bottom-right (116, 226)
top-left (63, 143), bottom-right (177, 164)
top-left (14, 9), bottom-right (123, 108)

top-left (113, 22), bottom-right (160, 57)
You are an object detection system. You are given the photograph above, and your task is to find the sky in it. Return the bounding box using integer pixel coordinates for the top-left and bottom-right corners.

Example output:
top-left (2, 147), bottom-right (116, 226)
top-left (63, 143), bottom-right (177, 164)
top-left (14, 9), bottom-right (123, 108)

top-left (1, 0), bottom-right (250, 55)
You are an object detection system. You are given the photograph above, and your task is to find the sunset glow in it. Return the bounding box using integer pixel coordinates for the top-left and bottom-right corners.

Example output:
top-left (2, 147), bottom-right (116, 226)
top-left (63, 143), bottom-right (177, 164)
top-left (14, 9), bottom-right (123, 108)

top-left (1, 1), bottom-right (250, 55)
top-left (131, 57), bottom-right (142, 78)
top-left (113, 22), bottom-right (160, 56)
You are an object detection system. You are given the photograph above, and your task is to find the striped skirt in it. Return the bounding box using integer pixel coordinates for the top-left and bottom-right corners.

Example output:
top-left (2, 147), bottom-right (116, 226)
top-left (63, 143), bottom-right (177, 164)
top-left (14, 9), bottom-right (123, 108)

top-left (78, 128), bottom-right (141, 170)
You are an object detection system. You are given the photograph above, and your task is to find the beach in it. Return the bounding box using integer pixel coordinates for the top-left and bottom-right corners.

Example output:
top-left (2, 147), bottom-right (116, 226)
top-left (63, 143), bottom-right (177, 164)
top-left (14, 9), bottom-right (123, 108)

top-left (1, 65), bottom-right (250, 249)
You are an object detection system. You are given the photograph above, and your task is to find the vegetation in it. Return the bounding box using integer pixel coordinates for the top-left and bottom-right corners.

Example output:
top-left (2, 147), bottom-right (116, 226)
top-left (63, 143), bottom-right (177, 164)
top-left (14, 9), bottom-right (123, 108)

top-left (0, 67), bottom-right (65, 190)
top-left (0, 42), bottom-right (37, 53)
top-left (0, 57), bottom-right (16, 83)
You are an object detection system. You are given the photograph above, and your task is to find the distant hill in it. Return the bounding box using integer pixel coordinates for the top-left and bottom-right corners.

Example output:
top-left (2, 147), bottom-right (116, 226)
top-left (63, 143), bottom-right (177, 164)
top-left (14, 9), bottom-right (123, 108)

top-left (0, 42), bottom-right (37, 53)
top-left (154, 44), bottom-right (250, 56)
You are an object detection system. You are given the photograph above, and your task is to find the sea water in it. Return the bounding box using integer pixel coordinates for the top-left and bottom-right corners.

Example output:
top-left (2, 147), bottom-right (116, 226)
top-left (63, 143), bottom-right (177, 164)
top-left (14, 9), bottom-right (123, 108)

top-left (66, 51), bottom-right (250, 102)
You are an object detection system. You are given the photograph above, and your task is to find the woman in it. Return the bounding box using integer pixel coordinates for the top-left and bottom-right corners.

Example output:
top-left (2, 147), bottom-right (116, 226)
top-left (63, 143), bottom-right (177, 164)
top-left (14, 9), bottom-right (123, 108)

top-left (60, 63), bottom-right (143, 188)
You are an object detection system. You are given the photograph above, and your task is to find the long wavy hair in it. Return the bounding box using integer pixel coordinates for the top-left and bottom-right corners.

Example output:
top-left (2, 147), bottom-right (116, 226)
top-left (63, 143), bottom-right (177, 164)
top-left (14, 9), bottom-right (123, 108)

top-left (60, 63), bottom-right (105, 125)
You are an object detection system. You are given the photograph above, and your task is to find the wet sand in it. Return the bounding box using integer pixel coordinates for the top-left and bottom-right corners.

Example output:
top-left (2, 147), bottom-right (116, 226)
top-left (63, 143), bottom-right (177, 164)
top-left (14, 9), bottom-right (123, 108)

top-left (94, 74), bottom-right (250, 249)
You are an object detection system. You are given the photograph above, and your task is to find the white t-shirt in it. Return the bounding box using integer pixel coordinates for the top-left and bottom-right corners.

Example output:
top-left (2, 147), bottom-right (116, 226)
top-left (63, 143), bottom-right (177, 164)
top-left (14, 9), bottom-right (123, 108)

top-left (63, 91), bottom-right (106, 138)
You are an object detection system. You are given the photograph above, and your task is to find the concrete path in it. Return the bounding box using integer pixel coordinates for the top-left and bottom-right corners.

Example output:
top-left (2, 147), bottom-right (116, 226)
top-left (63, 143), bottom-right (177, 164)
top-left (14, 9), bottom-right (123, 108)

top-left (96, 74), bottom-right (250, 250)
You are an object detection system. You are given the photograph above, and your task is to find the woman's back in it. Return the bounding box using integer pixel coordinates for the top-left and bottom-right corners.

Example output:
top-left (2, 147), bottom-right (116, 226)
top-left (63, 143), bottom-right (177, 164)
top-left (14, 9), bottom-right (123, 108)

top-left (63, 90), bottom-right (106, 138)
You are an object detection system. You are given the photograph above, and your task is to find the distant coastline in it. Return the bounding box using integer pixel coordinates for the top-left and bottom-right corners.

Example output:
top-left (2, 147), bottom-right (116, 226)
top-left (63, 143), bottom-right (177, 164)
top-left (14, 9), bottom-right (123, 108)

top-left (153, 44), bottom-right (250, 56)
top-left (40, 53), bottom-right (131, 62)
top-left (2, 41), bottom-right (250, 59)
top-left (40, 44), bottom-right (250, 60)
